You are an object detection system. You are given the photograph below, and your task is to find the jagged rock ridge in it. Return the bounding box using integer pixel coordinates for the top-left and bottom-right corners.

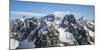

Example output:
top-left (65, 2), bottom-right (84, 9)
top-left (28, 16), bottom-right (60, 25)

top-left (10, 13), bottom-right (95, 49)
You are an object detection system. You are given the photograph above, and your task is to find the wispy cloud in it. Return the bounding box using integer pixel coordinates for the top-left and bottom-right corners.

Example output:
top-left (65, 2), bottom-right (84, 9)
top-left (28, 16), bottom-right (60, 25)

top-left (10, 11), bottom-right (91, 20)
top-left (53, 11), bottom-right (82, 19)
top-left (10, 11), bottom-right (46, 19)
top-left (10, 11), bottom-right (46, 16)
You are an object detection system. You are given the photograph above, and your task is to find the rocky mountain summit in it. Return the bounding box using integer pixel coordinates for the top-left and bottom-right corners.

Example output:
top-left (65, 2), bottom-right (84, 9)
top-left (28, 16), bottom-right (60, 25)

top-left (10, 13), bottom-right (95, 49)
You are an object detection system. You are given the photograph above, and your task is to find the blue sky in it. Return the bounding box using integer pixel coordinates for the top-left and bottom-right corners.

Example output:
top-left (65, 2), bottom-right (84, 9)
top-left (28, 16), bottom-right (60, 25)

top-left (10, 0), bottom-right (95, 20)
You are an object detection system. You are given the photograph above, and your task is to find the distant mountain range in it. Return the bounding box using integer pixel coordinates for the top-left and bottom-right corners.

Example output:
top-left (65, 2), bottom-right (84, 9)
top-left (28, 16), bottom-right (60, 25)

top-left (10, 12), bottom-right (95, 49)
